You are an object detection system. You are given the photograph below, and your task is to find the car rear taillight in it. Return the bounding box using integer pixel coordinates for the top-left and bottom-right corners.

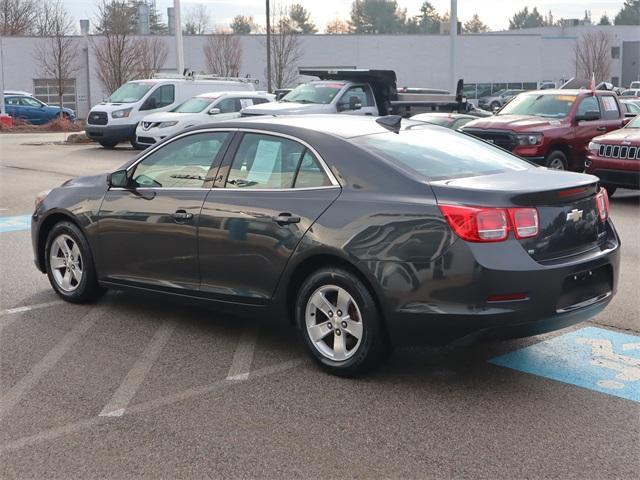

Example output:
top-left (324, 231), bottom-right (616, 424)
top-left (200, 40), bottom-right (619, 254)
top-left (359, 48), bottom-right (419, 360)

top-left (595, 188), bottom-right (609, 222)
top-left (508, 208), bottom-right (539, 239)
top-left (439, 205), bottom-right (539, 243)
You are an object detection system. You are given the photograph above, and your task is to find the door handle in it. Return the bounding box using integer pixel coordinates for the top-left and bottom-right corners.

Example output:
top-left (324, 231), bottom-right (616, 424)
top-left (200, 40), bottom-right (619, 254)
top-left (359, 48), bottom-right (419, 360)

top-left (596, 126), bottom-right (606, 131)
top-left (272, 212), bottom-right (301, 225)
top-left (171, 210), bottom-right (193, 220)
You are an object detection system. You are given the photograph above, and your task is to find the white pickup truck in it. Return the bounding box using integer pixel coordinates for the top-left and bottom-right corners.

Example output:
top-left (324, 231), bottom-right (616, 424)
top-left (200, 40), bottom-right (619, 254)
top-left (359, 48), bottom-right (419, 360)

top-left (241, 69), bottom-right (471, 118)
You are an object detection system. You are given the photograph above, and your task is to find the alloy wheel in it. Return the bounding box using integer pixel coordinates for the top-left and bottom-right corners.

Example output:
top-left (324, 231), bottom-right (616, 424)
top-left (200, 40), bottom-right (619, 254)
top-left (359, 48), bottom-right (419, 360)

top-left (548, 158), bottom-right (565, 170)
top-left (305, 285), bottom-right (363, 361)
top-left (49, 234), bottom-right (83, 292)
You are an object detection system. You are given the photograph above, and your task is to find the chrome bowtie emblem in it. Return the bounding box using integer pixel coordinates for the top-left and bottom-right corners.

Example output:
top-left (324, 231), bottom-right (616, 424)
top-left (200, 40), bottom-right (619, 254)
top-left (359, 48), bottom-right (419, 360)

top-left (566, 209), bottom-right (583, 222)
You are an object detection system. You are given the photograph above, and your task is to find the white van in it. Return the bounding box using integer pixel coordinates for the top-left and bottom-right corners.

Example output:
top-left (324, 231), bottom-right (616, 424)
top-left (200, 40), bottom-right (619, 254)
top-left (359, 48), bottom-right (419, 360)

top-left (86, 75), bottom-right (256, 149)
top-left (135, 91), bottom-right (275, 148)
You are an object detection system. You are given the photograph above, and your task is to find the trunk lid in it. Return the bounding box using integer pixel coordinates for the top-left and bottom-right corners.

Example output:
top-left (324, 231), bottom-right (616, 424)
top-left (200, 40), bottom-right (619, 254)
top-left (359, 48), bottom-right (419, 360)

top-left (430, 169), bottom-right (605, 262)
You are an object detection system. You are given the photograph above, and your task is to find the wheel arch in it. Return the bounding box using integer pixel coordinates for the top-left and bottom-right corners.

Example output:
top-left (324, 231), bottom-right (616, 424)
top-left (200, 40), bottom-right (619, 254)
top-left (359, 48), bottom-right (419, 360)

top-left (36, 211), bottom-right (85, 272)
top-left (281, 251), bottom-right (386, 329)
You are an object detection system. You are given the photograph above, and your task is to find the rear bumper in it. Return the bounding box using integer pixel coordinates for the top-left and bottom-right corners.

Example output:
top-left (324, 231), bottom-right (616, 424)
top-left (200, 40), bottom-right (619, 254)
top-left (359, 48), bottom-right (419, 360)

top-left (85, 124), bottom-right (137, 143)
top-left (368, 221), bottom-right (620, 347)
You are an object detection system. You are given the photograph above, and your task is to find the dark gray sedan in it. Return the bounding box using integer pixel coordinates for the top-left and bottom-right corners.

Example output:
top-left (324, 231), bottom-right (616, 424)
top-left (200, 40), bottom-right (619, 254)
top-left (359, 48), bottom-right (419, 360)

top-left (31, 115), bottom-right (620, 376)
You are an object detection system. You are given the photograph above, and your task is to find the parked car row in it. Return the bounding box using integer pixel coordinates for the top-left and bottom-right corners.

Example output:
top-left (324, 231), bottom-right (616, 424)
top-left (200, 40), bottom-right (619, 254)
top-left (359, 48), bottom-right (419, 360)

top-left (3, 92), bottom-right (76, 125)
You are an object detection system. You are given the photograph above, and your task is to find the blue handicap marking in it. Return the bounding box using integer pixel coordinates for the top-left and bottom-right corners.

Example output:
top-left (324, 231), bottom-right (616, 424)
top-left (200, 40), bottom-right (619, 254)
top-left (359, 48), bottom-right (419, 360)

top-left (490, 326), bottom-right (640, 403)
top-left (0, 215), bottom-right (31, 233)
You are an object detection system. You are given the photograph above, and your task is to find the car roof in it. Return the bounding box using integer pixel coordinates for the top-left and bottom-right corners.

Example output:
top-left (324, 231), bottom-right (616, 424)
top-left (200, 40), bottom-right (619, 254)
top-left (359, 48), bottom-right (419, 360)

top-left (194, 114), bottom-right (432, 139)
top-left (195, 91), bottom-right (269, 99)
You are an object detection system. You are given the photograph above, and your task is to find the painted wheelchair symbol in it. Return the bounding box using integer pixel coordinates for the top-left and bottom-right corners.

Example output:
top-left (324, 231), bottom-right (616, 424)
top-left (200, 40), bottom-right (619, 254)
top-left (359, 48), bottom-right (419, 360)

top-left (576, 338), bottom-right (640, 390)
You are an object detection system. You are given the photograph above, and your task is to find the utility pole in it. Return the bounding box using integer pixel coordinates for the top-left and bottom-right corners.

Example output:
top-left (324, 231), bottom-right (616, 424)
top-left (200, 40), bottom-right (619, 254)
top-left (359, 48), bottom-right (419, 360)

top-left (175, 0), bottom-right (185, 74)
top-left (266, 0), bottom-right (271, 92)
top-left (449, 0), bottom-right (458, 94)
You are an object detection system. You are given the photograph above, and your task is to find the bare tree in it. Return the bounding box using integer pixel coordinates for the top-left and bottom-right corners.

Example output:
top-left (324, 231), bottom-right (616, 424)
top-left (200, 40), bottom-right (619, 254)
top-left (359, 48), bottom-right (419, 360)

top-left (34, 0), bottom-right (79, 117)
top-left (92, 0), bottom-right (140, 94)
top-left (136, 36), bottom-right (168, 78)
top-left (0, 0), bottom-right (39, 35)
top-left (267, 5), bottom-right (303, 89)
top-left (574, 31), bottom-right (613, 83)
top-left (183, 4), bottom-right (209, 35)
top-left (203, 30), bottom-right (242, 77)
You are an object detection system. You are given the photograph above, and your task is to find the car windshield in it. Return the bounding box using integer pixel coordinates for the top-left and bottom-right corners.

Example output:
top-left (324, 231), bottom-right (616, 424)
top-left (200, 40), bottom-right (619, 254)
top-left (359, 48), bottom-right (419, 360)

top-left (626, 116), bottom-right (640, 128)
top-left (498, 93), bottom-right (576, 118)
top-left (173, 97), bottom-right (215, 113)
top-left (354, 127), bottom-right (529, 181)
top-left (281, 83), bottom-right (343, 104)
top-left (109, 82), bottom-right (154, 103)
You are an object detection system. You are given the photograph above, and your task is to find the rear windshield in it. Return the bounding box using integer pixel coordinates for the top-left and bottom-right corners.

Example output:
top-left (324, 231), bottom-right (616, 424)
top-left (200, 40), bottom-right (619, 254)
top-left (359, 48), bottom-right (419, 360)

top-left (109, 82), bottom-right (154, 103)
top-left (281, 82), bottom-right (343, 105)
top-left (353, 127), bottom-right (530, 181)
top-left (498, 93), bottom-right (576, 118)
top-left (173, 97), bottom-right (214, 113)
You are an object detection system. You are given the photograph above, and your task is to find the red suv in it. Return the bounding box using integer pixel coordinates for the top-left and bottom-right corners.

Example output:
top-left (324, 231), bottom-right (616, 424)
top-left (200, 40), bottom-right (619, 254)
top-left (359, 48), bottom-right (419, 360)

top-left (462, 90), bottom-right (627, 171)
top-left (585, 115), bottom-right (640, 196)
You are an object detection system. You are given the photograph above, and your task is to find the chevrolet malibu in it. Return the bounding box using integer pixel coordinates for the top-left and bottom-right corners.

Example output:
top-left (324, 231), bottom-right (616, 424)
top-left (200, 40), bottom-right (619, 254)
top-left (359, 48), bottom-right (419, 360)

top-left (32, 115), bottom-right (620, 376)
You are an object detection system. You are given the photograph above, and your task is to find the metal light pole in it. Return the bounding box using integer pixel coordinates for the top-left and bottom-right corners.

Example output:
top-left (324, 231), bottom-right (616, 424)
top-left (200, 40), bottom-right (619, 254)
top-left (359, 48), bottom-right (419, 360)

top-left (266, 0), bottom-right (271, 92)
top-left (449, 0), bottom-right (458, 94)
top-left (175, 0), bottom-right (185, 74)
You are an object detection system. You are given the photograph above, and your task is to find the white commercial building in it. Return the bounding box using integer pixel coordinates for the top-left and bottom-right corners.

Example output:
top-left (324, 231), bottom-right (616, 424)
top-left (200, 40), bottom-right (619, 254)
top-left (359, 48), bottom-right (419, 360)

top-left (1, 24), bottom-right (638, 118)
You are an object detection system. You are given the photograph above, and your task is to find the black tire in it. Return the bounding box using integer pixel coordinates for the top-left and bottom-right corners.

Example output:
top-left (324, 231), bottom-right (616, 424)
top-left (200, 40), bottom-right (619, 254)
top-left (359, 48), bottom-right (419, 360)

top-left (602, 184), bottom-right (617, 197)
top-left (130, 139), bottom-right (146, 150)
top-left (44, 221), bottom-right (104, 304)
top-left (296, 267), bottom-right (389, 377)
top-left (545, 150), bottom-right (568, 170)
top-left (490, 101), bottom-right (501, 111)
top-left (99, 140), bottom-right (118, 149)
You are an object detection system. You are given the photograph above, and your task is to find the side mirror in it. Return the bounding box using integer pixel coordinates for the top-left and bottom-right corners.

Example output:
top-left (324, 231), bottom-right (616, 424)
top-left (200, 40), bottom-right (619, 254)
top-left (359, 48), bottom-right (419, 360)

top-left (141, 97), bottom-right (157, 111)
top-left (108, 169), bottom-right (129, 188)
top-left (208, 108), bottom-right (221, 115)
top-left (348, 96), bottom-right (362, 111)
top-left (576, 110), bottom-right (601, 122)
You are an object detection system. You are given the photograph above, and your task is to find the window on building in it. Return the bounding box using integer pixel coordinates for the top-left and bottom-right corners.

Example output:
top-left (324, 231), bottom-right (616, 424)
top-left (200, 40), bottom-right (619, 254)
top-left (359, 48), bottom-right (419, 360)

top-left (33, 78), bottom-right (76, 111)
top-left (611, 47), bottom-right (620, 59)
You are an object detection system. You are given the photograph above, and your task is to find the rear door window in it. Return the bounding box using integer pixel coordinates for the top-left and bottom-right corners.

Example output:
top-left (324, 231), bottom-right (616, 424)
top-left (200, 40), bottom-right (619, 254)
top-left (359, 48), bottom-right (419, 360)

top-left (598, 96), bottom-right (621, 120)
top-left (225, 133), bottom-right (332, 189)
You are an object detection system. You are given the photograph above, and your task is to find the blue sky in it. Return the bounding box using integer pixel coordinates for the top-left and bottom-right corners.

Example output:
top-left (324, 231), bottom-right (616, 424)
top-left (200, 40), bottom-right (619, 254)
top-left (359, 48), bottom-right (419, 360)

top-left (64, 0), bottom-right (628, 32)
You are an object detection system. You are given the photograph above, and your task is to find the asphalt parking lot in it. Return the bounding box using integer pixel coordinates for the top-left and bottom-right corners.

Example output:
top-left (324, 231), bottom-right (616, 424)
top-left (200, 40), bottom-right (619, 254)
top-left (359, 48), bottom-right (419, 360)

top-left (0, 132), bottom-right (638, 479)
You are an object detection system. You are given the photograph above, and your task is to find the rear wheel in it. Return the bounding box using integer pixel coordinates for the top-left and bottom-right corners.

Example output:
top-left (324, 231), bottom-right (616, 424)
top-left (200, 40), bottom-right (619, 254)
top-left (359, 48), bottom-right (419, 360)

top-left (602, 184), bottom-right (617, 197)
top-left (45, 222), bottom-right (104, 303)
top-left (545, 150), bottom-right (567, 170)
top-left (99, 140), bottom-right (118, 149)
top-left (296, 267), bottom-right (389, 377)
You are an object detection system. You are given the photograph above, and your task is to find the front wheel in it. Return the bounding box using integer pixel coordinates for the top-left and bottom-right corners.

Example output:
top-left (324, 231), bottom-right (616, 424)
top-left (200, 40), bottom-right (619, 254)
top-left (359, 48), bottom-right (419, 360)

top-left (45, 222), bottom-right (104, 303)
top-left (296, 267), bottom-right (389, 377)
top-left (490, 101), bottom-right (501, 111)
top-left (99, 140), bottom-right (118, 149)
top-left (545, 150), bottom-right (568, 170)
top-left (130, 139), bottom-right (146, 150)
top-left (602, 184), bottom-right (617, 197)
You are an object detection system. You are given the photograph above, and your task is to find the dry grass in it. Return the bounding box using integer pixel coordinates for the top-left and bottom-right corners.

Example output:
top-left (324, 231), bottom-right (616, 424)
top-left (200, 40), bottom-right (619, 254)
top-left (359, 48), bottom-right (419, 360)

top-left (0, 116), bottom-right (84, 133)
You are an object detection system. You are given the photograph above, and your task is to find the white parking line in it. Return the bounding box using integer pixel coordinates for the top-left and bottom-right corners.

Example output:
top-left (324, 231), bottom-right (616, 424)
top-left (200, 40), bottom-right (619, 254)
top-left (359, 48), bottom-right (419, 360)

top-left (0, 358), bottom-right (305, 454)
top-left (99, 320), bottom-right (177, 417)
top-left (0, 309), bottom-right (100, 421)
top-left (226, 327), bottom-right (259, 381)
top-left (0, 300), bottom-right (64, 318)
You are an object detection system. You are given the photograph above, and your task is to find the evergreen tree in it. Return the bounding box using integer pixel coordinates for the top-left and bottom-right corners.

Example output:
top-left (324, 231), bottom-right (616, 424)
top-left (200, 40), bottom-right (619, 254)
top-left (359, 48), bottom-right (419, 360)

top-left (614, 0), bottom-right (640, 25)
